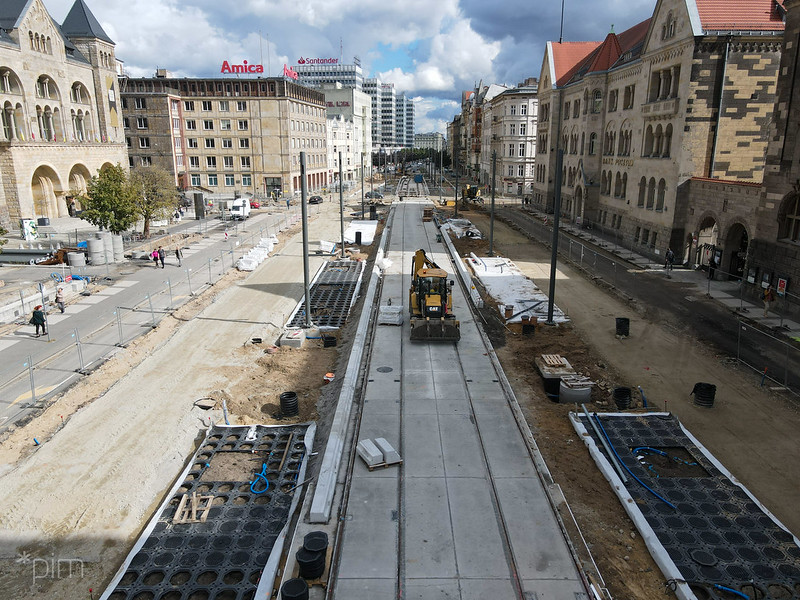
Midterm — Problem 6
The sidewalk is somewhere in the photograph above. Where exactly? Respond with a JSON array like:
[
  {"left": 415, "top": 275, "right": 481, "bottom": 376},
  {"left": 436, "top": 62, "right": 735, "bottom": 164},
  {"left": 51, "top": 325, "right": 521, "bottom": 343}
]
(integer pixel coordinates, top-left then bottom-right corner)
[{"left": 511, "top": 203, "right": 800, "bottom": 339}]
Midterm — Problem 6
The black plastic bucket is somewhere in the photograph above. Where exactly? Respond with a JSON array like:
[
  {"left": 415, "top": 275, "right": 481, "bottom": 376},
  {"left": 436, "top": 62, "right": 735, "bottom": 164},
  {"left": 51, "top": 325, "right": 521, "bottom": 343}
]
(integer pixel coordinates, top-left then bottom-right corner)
[
  {"left": 296, "top": 547, "right": 325, "bottom": 579},
  {"left": 613, "top": 387, "right": 632, "bottom": 410},
  {"left": 543, "top": 377, "right": 560, "bottom": 402},
  {"left": 280, "top": 391, "right": 299, "bottom": 416},
  {"left": 691, "top": 382, "right": 716, "bottom": 408},
  {"left": 615, "top": 317, "right": 630, "bottom": 337},
  {"left": 281, "top": 577, "right": 309, "bottom": 600},
  {"left": 322, "top": 335, "right": 337, "bottom": 348},
  {"left": 355, "top": 230, "right": 362, "bottom": 245},
  {"left": 303, "top": 531, "right": 329, "bottom": 554}
]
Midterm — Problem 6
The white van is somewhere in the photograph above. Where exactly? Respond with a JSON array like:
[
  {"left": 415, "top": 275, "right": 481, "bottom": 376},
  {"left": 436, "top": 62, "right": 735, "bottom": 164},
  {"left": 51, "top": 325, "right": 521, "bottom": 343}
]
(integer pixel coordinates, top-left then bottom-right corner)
[{"left": 230, "top": 198, "right": 251, "bottom": 220}]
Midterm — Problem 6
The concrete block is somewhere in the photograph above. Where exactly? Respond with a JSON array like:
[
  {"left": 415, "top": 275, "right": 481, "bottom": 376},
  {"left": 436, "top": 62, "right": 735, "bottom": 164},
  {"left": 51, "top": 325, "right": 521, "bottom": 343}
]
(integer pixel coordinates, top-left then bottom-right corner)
[
  {"left": 377, "top": 305, "right": 403, "bottom": 325},
  {"left": 356, "top": 439, "right": 383, "bottom": 467},
  {"left": 374, "top": 438, "right": 401, "bottom": 465},
  {"left": 280, "top": 328, "right": 305, "bottom": 348}
]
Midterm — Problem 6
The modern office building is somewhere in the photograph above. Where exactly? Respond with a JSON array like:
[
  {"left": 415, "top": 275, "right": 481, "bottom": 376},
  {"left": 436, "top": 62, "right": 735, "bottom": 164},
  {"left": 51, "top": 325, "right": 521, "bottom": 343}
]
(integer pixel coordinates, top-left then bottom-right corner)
[
  {"left": 395, "top": 95, "right": 414, "bottom": 148},
  {"left": 120, "top": 74, "right": 328, "bottom": 198},
  {"left": 0, "top": 0, "right": 127, "bottom": 231},
  {"left": 480, "top": 78, "right": 538, "bottom": 197},
  {"left": 295, "top": 57, "right": 363, "bottom": 91}
]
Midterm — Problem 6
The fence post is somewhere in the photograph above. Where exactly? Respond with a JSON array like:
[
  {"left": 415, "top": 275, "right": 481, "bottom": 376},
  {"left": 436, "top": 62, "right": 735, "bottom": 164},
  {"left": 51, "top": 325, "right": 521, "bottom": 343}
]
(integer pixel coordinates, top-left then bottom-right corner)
[
  {"left": 26, "top": 355, "right": 36, "bottom": 405},
  {"left": 166, "top": 279, "right": 173, "bottom": 308},
  {"left": 186, "top": 268, "right": 194, "bottom": 296},
  {"left": 208, "top": 258, "right": 213, "bottom": 284},
  {"left": 116, "top": 307, "right": 124, "bottom": 346},
  {"left": 146, "top": 294, "right": 156, "bottom": 327},
  {"left": 73, "top": 328, "right": 85, "bottom": 372}
]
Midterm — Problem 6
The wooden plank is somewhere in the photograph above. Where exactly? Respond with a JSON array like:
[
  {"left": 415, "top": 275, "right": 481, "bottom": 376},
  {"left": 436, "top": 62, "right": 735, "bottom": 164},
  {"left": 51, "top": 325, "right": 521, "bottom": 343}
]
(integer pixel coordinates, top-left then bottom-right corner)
[
  {"left": 542, "top": 354, "right": 565, "bottom": 367},
  {"left": 172, "top": 494, "right": 189, "bottom": 524}
]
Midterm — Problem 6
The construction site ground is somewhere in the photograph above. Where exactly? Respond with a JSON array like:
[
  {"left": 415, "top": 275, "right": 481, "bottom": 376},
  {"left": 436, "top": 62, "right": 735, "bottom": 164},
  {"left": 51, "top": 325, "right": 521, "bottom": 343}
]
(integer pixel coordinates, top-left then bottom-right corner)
[{"left": 0, "top": 198, "right": 797, "bottom": 600}]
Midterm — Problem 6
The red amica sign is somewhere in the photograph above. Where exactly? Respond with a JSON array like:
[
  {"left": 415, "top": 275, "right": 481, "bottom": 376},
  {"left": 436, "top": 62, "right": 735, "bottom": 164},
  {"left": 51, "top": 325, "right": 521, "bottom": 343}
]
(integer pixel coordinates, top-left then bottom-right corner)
[{"left": 220, "top": 60, "right": 264, "bottom": 74}]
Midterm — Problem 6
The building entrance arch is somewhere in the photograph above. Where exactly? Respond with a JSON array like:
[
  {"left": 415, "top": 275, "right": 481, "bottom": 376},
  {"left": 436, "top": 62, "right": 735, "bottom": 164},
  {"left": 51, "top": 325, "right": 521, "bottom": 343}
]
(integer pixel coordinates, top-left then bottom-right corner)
[
  {"left": 723, "top": 222, "right": 749, "bottom": 281},
  {"left": 31, "top": 165, "right": 65, "bottom": 219}
]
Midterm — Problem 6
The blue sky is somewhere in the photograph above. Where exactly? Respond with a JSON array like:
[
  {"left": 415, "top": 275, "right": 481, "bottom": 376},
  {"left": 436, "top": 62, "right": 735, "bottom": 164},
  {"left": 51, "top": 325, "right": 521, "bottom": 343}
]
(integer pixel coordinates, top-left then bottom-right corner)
[{"left": 46, "top": 0, "right": 655, "bottom": 133}]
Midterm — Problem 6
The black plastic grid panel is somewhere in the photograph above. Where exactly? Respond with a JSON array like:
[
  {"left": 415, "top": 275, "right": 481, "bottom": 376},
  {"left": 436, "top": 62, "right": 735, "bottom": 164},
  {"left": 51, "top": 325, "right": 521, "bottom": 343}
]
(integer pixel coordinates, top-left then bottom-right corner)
[
  {"left": 578, "top": 413, "right": 800, "bottom": 600},
  {"left": 288, "top": 260, "right": 362, "bottom": 329},
  {"left": 105, "top": 424, "right": 309, "bottom": 600}
]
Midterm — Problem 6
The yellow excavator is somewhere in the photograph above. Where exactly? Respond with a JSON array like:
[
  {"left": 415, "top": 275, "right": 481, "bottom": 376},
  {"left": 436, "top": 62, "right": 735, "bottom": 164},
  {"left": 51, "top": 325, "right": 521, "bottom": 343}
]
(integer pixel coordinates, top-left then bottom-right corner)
[{"left": 409, "top": 249, "right": 461, "bottom": 342}]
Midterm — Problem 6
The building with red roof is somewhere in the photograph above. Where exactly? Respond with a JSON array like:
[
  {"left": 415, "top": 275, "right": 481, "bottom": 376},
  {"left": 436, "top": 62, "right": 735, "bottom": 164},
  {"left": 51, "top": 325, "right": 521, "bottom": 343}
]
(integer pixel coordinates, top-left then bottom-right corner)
[{"left": 533, "top": 0, "right": 785, "bottom": 273}]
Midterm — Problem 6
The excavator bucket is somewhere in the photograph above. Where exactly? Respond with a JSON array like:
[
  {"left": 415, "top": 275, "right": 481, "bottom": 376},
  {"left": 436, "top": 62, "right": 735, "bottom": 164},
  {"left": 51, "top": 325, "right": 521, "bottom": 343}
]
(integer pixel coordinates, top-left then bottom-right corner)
[{"left": 410, "top": 317, "right": 461, "bottom": 342}]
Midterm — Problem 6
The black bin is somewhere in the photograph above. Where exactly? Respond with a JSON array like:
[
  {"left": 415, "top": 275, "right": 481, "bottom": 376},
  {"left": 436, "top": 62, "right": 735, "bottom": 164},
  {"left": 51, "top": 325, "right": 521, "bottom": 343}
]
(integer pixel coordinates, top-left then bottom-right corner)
[
  {"left": 369, "top": 205, "right": 377, "bottom": 220},
  {"left": 194, "top": 192, "right": 205, "bottom": 219},
  {"left": 355, "top": 230, "right": 362, "bottom": 245},
  {"left": 281, "top": 578, "right": 309, "bottom": 600},
  {"left": 37, "top": 217, "right": 50, "bottom": 226},
  {"left": 615, "top": 317, "right": 630, "bottom": 337},
  {"left": 691, "top": 382, "right": 716, "bottom": 408}
]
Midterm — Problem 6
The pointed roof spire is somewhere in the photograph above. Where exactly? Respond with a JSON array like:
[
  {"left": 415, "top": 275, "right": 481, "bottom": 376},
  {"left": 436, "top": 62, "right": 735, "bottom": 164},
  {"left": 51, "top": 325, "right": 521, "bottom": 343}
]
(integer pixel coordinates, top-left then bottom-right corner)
[{"left": 61, "top": 0, "right": 113, "bottom": 44}]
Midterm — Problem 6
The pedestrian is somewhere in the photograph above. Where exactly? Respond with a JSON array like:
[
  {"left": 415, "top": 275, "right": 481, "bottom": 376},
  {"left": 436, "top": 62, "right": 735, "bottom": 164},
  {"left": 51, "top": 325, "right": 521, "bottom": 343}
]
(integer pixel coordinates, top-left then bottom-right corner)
[
  {"left": 158, "top": 246, "right": 166, "bottom": 268},
  {"left": 175, "top": 247, "right": 183, "bottom": 267},
  {"left": 55, "top": 286, "right": 65, "bottom": 313},
  {"left": 665, "top": 248, "right": 675, "bottom": 272},
  {"left": 708, "top": 256, "right": 717, "bottom": 280},
  {"left": 30, "top": 305, "right": 46, "bottom": 337},
  {"left": 763, "top": 284, "right": 776, "bottom": 317},
  {"left": 151, "top": 249, "right": 159, "bottom": 268}
]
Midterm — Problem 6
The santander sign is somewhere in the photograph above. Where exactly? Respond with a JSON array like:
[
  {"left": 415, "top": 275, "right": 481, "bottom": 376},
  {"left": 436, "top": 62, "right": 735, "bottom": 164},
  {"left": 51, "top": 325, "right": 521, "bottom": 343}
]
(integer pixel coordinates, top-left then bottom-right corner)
[
  {"left": 297, "top": 56, "right": 339, "bottom": 65},
  {"left": 220, "top": 60, "right": 264, "bottom": 74}
]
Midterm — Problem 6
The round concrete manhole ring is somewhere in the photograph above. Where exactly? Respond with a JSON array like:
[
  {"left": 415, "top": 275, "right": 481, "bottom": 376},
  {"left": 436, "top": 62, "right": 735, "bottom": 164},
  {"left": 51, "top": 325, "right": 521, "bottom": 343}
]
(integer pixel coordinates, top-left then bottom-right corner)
[{"left": 377, "top": 366, "right": 393, "bottom": 373}]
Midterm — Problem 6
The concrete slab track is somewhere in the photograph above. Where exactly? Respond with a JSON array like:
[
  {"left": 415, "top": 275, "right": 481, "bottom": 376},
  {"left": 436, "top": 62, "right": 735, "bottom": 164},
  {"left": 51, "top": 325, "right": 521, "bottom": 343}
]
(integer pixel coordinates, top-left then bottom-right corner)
[{"left": 332, "top": 199, "right": 588, "bottom": 599}]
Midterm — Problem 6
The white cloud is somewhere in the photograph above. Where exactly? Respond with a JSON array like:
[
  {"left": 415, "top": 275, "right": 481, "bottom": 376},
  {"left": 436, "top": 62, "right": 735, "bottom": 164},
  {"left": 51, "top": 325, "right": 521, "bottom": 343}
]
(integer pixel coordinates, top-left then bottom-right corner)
[
  {"left": 378, "top": 18, "right": 500, "bottom": 95},
  {"left": 413, "top": 97, "right": 459, "bottom": 134}
]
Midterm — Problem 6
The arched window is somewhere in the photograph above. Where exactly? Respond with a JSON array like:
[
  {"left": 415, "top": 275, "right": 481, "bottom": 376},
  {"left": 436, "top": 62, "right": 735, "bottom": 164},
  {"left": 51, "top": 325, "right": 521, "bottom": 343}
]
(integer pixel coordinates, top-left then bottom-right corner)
[
  {"left": 621, "top": 173, "right": 628, "bottom": 199},
  {"left": 638, "top": 177, "right": 646, "bottom": 207},
  {"left": 778, "top": 194, "right": 800, "bottom": 241},
  {"left": 592, "top": 89, "right": 602, "bottom": 113},
  {"left": 46, "top": 36, "right": 52, "bottom": 54},
  {"left": 29, "top": 31, "right": 35, "bottom": 50},
  {"left": 644, "top": 125, "right": 654, "bottom": 156},
  {"left": 663, "top": 124, "right": 673, "bottom": 158},
  {"left": 654, "top": 125, "right": 664, "bottom": 157},
  {"left": 647, "top": 178, "right": 656, "bottom": 209},
  {"left": 614, "top": 172, "right": 622, "bottom": 197},
  {"left": 583, "top": 89, "right": 589, "bottom": 114},
  {"left": 656, "top": 179, "right": 666, "bottom": 210},
  {"left": 580, "top": 132, "right": 585, "bottom": 154},
  {"left": 601, "top": 171, "right": 608, "bottom": 195},
  {"left": 588, "top": 132, "right": 597, "bottom": 155}
]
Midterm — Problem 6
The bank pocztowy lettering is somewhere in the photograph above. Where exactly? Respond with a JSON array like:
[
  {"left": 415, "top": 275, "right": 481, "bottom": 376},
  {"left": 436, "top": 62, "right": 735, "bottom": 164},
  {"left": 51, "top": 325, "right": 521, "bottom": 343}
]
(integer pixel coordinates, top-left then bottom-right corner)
[
  {"left": 220, "top": 60, "right": 264, "bottom": 74},
  {"left": 297, "top": 57, "right": 339, "bottom": 65}
]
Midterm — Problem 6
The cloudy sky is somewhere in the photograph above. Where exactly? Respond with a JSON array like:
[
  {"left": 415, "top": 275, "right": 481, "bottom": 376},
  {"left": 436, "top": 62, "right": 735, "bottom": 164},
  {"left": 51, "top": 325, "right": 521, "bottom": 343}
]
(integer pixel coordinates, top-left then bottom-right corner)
[{"left": 47, "top": 0, "right": 655, "bottom": 134}]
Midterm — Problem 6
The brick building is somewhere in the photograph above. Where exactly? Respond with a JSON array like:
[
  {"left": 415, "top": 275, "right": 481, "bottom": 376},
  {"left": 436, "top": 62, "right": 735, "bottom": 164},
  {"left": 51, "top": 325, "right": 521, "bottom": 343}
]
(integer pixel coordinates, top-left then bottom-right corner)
[
  {"left": 120, "top": 74, "right": 328, "bottom": 199},
  {"left": 533, "top": 0, "right": 784, "bottom": 266},
  {"left": 0, "top": 0, "right": 127, "bottom": 231}
]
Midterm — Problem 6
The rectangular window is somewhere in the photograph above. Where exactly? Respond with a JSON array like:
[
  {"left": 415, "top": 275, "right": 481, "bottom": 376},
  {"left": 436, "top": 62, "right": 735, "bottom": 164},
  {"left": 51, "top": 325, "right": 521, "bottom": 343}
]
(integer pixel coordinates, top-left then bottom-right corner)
[
  {"left": 242, "top": 174, "right": 252, "bottom": 186},
  {"left": 219, "top": 100, "right": 229, "bottom": 111},
  {"left": 139, "top": 137, "right": 150, "bottom": 148},
  {"left": 208, "top": 174, "right": 218, "bottom": 186},
  {"left": 140, "top": 156, "right": 152, "bottom": 166},
  {"left": 136, "top": 117, "right": 148, "bottom": 129},
  {"left": 223, "top": 156, "right": 234, "bottom": 169},
  {"left": 238, "top": 120, "right": 248, "bottom": 130},
  {"left": 518, "top": 165, "right": 525, "bottom": 176},
  {"left": 170, "top": 99, "right": 179, "bottom": 112},
  {"left": 205, "top": 138, "right": 215, "bottom": 148},
  {"left": 240, "top": 156, "right": 251, "bottom": 169},
  {"left": 510, "top": 124, "right": 516, "bottom": 135},
  {"left": 174, "top": 138, "right": 182, "bottom": 149},
  {"left": 187, "top": 138, "right": 198, "bottom": 148},
  {"left": 220, "top": 119, "right": 231, "bottom": 130},
  {"left": 135, "top": 97, "right": 146, "bottom": 109},
  {"left": 519, "top": 143, "right": 525, "bottom": 157},
  {"left": 189, "top": 156, "right": 199, "bottom": 168},
  {"left": 225, "top": 174, "right": 235, "bottom": 186},
  {"left": 519, "top": 123, "right": 526, "bottom": 136},
  {"left": 510, "top": 105, "right": 516, "bottom": 115},
  {"left": 172, "top": 118, "right": 180, "bottom": 129},
  {"left": 190, "top": 174, "right": 201, "bottom": 186},
  {"left": 122, "top": 97, "right": 128, "bottom": 109},
  {"left": 203, "top": 120, "right": 214, "bottom": 130},
  {"left": 184, "top": 100, "right": 194, "bottom": 111},
  {"left": 206, "top": 156, "right": 217, "bottom": 168},
  {"left": 236, "top": 101, "right": 247, "bottom": 111},
  {"left": 564, "top": 101, "right": 570, "bottom": 119},
  {"left": 508, "top": 165, "right": 514, "bottom": 176},
  {"left": 520, "top": 103, "right": 527, "bottom": 115},
  {"left": 239, "top": 138, "right": 249, "bottom": 149},
  {"left": 123, "top": 117, "right": 130, "bottom": 129},
  {"left": 642, "top": 229, "right": 650, "bottom": 245},
  {"left": 222, "top": 138, "right": 232, "bottom": 148},
  {"left": 185, "top": 119, "right": 196, "bottom": 130},
  {"left": 126, "top": 137, "right": 131, "bottom": 147},
  {"left": 175, "top": 155, "right": 184, "bottom": 168},
  {"left": 128, "top": 156, "right": 134, "bottom": 168},
  {"left": 202, "top": 100, "right": 212, "bottom": 111},
  {"left": 509, "top": 144, "right": 515, "bottom": 157}
]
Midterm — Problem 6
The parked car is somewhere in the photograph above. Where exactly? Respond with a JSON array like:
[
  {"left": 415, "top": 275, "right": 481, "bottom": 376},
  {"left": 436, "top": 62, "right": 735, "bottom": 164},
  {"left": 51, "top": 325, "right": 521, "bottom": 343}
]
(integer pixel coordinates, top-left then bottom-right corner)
[
  {"left": 249, "top": 200, "right": 260, "bottom": 209},
  {"left": 308, "top": 195, "right": 323, "bottom": 204},
  {"left": 365, "top": 191, "right": 384, "bottom": 199}
]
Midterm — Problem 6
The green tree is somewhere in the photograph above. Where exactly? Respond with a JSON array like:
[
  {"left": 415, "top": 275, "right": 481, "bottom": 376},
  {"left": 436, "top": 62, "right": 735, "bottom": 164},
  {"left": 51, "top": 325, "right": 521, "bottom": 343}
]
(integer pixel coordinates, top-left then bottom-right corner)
[
  {"left": 130, "top": 167, "right": 178, "bottom": 238},
  {"left": 79, "top": 164, "right": 137, "bottom": 234},
  {"left": 0, "top": 224, "right": 7, "bottom": 253}
]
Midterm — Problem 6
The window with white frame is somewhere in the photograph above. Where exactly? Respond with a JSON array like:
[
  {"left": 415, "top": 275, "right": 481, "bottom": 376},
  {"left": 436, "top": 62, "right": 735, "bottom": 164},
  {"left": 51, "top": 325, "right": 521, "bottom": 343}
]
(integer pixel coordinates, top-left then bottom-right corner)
[
  {"left": 187, "top": 138, "right": 197, "bottom": 148},
  {"left": 208, "top": 174, "right": 218, "bottom": 186},
  {"left": 190, "top": 174, "right": 201, "bottom": 186},
  {"left": 205, "top": 138, "right": 215, "bottom": 148},
  {"left": 509, "top": 144, "right": 515, "bottom": 157},
  {"left": 139, "top": 137, "right": 150, "bottom": 148},
  {"left": 206, "top": 156, "right": 217, "bottom": 168},
  {"left": 219, "top": 100, "right": 229, "bottom": 111},
  {"left": 241, "top": 156, "right": 251, "bottom": 169},
  {"left": 137, "top": 117, "right": 148, "bottom": 129},
  {"left": 183, "top": 100, "right": 194, "bottom": 111},
  {"left": 236, "top": 101, "right": 247, "bottom": 111},
  {"left": 518, "top": 165, "right": 525, "bottom": 176},
  {"left": 203, "top": 120, "right": 214, "bottom": 130},
  {"left": 239, "top": 139, "right": 249, "bottom": 149},
  {"left": 225, "top": 174, "right": 235, "bottom": 186},
  {"left": 222, "top": 138, "right": 232, "bottom": 148},
  {"left": 519, "top": 123, "right": 526, "bottom": 136},
  {"left": 140, "top": 156, "right": 151, "bottom": 166},
  {"left": 135, "top": 97, "right": 146, "bottom": 109},
  {"left": 223, "top": 156, "right": 233, "bottom": 169},
  {"left": 185, "top": 119, "right": 196, "bottom": 130},
  {"left": 508, "top": 165, "right": 514, "bottom": 176},
  {"left": 238, "top": 120, "right": 248, "bottom": 130},
  {"left": 519, "top": 143, "right": 525, "bottom": 156},
  {"left": 242, "top": 174, "right": 252, "bottom": 186},
  {"left": 220, "top": 119, "right": 231, "bottom": 130},
  {"left": 202, "top": 100, "right": 212, "bottom": 111},
  {"left": 189, "top": 156, "right": 199, "bottom": 168}
]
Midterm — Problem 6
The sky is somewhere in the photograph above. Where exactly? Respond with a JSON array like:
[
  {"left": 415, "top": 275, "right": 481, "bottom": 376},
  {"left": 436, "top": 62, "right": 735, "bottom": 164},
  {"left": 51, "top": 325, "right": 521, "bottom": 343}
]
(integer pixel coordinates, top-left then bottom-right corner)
[{"left": 46, "top": 0, "right": 656, "bottom": 134}]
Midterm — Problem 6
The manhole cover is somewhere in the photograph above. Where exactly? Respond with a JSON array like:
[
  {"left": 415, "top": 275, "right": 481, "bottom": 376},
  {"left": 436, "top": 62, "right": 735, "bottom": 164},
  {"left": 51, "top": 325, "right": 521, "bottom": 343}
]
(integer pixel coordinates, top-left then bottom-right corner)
[
  {"left": 377, "top": 366, "right": 393, "bottom": 373},
  {"left": 690, "top": 549, "right": 717, "bottom": 567}
]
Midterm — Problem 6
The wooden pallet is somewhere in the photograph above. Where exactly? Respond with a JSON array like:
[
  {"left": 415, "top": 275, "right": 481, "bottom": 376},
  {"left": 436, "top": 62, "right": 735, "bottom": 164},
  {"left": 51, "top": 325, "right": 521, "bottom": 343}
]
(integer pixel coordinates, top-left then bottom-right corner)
[
  {"left": 172, "top": 492, "right": 214, "bottom": 524},
  {"left": 542, "top": 354, "right": 567, "bottom": 367},
  {"left": 366, "top": 459, "right": 403, "bottom": 472}
]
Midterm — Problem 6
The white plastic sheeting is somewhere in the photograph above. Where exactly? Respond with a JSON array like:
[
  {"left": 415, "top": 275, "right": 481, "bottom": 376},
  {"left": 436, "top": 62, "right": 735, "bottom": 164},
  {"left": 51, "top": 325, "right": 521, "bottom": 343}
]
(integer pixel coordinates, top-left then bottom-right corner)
[{"left": 237, "top": 236, "right": 278, "bottom": 271}]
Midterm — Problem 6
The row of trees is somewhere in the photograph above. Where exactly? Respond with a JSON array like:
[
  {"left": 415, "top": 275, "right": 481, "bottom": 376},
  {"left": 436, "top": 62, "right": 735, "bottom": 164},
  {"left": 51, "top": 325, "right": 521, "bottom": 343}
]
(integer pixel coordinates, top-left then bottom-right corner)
[{"left": 79, "top": 165, "right": 178, "bottom": 237}]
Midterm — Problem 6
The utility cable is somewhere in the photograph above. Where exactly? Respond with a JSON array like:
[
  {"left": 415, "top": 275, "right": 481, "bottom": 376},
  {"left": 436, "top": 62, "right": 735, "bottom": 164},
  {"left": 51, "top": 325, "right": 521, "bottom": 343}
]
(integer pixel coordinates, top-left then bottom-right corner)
[{"left": 250, "top": 462, "right": 269, "bottom": 494}]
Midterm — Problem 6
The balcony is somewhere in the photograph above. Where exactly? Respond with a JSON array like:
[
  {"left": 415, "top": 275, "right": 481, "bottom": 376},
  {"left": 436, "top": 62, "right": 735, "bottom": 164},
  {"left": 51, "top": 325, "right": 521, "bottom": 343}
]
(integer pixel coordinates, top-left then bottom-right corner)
[{"left": 641, "top": 97, "right": 679, "bottom": 118}]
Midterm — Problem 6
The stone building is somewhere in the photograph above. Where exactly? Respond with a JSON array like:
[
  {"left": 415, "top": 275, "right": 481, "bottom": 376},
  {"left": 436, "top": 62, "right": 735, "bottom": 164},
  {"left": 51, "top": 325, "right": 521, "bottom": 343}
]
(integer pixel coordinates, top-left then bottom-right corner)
[
  {"left": 533, "top": 0, "right": 784, "bottom": 266},
  {"left": 0, "top": 0, "right": 127, "bottom": 231},
  {"left": 754, "top": 0, "right": 800, "bottom": 312},
  {"left": 121, "top": 74, "right": 328, "bottom": 199},
  {"left": 480, "top": 78, "right": 538, "bottom": 198},
  {"left": 414, "top": 132, "right": 445, "bottom": 151},
  {"left": 321, "top": 83, "right": 372, "bottom": 187}
]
